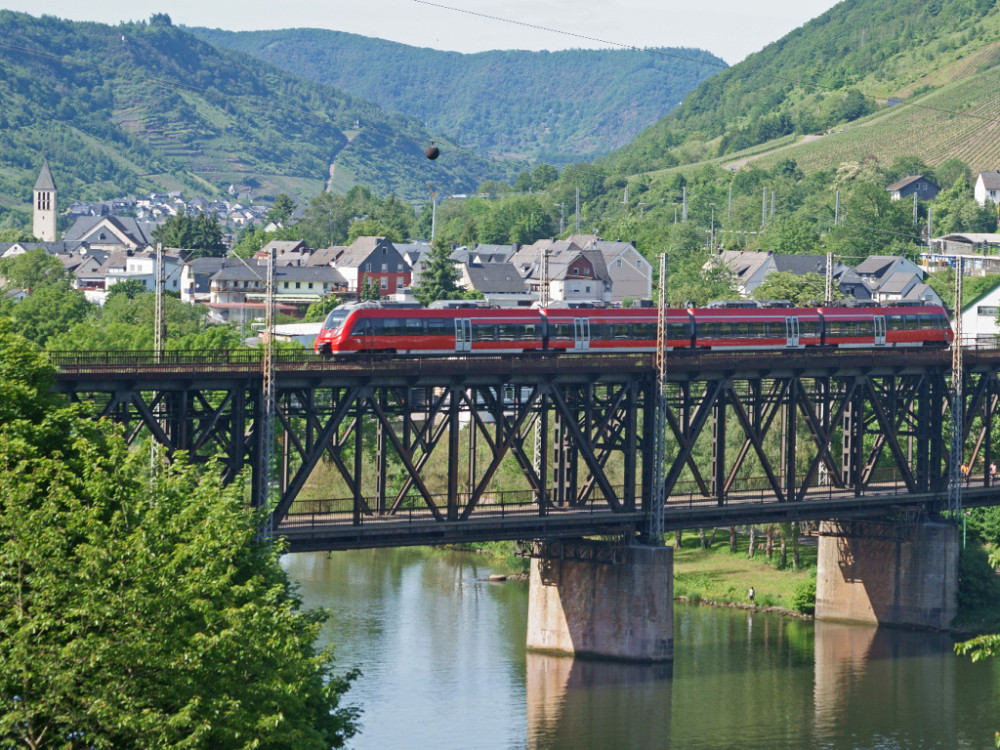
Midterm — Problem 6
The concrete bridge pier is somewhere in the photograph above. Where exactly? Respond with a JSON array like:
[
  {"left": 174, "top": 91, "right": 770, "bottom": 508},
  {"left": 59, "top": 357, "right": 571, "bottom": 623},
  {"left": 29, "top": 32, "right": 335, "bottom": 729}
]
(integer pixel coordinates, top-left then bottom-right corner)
[
  {"left": 816, "top": 518, "right": 958, "bottom": 629},
  {"left": 526, "top": 540, "right": 673, "bottom": 662}
]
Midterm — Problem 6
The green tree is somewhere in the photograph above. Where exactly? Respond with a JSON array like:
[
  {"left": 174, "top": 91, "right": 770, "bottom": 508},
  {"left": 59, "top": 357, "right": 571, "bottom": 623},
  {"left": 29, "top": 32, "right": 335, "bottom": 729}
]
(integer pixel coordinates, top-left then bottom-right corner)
[
  {"left": 152, "top": 211, "right": 227, "bottom": 257},
  {"left": 413, "top": 239, "right": 462, "bottom": 306},
  {"left": 0, "top": 324, "right": 359, "bottom": 748},
  {"left": 0, "top": 228, "right": 34, "bottom": 242},
  {"left": 1, "top": 285, "right": 92, "bottom": 346},
  {"left": 0, "top": 249, "right": 72, "bottom": 291},
  {"left": 764, "top": 216, "right": 822, "bottom": 254},
  {"left": 752, "top": 271, "right": 841, "bottom": 305},
  {"left": 106, "top": 277, "right": 150, "bottom": 301},
  {"left": 348, "top": 220, "right": 402, "bottom": 244},
  {"left": 359, "top": 276, "right": 381, "bottom": 301},
  {"left": 267, "top": 193, "right": 297, "bottom": 225}
]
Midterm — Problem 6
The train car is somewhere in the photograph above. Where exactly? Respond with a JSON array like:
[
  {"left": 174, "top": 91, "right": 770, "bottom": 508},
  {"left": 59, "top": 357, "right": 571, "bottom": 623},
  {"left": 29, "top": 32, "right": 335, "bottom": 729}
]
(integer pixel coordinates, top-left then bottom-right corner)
[
  {"left": 314, "top": 301, "right": 953, "bottom": 357},
  {"left": 542, "top": 307, "right": 692, "bottom": 353},
  {"left": 314, "top": 302, "right": 545, "bottom": 356},
  {"left": 690, "top": 307, "right": 822, "bottom": 350}
]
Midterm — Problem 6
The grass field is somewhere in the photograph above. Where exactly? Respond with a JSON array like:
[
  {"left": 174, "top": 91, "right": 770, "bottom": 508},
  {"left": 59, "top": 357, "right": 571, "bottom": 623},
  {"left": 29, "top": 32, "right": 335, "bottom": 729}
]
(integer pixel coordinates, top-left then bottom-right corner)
[{"left": 672, "top": 529, "right": 818, "bottom": 611}]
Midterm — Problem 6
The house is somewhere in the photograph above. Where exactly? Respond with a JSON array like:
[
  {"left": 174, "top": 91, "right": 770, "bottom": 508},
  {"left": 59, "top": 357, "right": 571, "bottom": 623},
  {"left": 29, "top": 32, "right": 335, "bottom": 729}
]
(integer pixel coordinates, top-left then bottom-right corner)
[
  {"left": 853, "top": 255, "right": 944, "bottom": 306},
  {"left": 510, "top": 239, "right": 613, "bottom": 304},
  {"left": 885, "top": 175, "right": 940, "bottom": 202},
  {"left": 321, "top": 236, "right": 410, "bottom": 296},
  {"left": 711, "top": 250, "right": 774, "bottom": 297},
  {"left": 960, "top": 280, "right": 1000, "bottom": 342},
  {"left": 975, "top": 172, "right": 1000, "bottom": 207},
  {"left": 254, "top": 240, "right": 311, "bottom": 267},
  {"left": 460, "top": 262, "right": 533, "bottom": 307},
  {"left": 0, "top": 241, "right": 80, "bottom": 259},
  {"left": 568, "top": 235, "right": 652, "bottom": 303},
  {"left": 208, "top": 261, "right": 346, "bottom": 306},
  {"left": 62, "top": 216, "right": 159, "bottom": 252},
  {"left": 181, "top": 257, "right": 228, "bottom": 304},
  {"left": 97, "top": 249, "right": 184, "bottom": 293}
]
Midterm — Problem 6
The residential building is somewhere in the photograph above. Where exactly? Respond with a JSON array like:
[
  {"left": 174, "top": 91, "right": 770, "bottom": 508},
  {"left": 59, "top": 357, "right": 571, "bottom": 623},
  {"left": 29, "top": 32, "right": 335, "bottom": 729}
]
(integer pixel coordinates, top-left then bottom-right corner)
[
  {"left": 319, "top": 236, "right": 410, "bottom": 296},
  {"left": 510, "top": 239, "right": 613, "bottom": 304},
  {"left": 922, "top": 233, "right": 1000, "bottom": 276},
  {"left": 459, "top": 262, "right": 533, "bottom": 307},
  {"left": 975, "top": 172, "right": 1000, "bottom": 207},
  {"left": 568, "top": 235, "right": 653, "bottom": 303},
  {"left": 960, "top": 280, "right": 1000, "bottom": 342},
  {"left": 97, "top": 249, "right": 184, "bottom": 293},
  {"left": 62, "top": 215, "right": 158, "bottom": 252},
  {"left": 885, "top": 175, "right": 940, "bottom": 202}
]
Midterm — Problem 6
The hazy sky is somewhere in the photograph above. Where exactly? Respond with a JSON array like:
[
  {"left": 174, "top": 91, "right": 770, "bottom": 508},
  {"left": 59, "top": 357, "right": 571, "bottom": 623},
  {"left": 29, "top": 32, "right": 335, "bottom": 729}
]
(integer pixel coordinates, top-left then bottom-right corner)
[{"left": 2, "top": 0, "right": 842, "bottom": 64}]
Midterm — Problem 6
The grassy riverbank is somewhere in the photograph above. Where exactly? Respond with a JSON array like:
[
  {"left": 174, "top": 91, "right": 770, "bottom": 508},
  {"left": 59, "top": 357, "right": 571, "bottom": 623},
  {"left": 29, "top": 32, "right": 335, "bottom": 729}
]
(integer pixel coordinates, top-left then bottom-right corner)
[{"left": 672, "top": 530, "right": 817, "bottom": 611}]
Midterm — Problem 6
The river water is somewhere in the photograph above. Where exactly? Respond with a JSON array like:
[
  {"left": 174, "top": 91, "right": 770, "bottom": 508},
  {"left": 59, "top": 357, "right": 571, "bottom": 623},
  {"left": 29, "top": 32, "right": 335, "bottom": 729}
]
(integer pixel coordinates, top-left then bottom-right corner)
[{"left": 285, "top": 548, "right": 1000, "bottom": 750}]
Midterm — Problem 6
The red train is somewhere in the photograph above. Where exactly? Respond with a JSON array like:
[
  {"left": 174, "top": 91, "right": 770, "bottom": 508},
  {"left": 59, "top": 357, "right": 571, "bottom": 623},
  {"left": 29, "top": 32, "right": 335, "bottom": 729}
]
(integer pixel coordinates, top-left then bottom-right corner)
[{"left": 313, "top": 302, "right": 953, "bottom": 357}]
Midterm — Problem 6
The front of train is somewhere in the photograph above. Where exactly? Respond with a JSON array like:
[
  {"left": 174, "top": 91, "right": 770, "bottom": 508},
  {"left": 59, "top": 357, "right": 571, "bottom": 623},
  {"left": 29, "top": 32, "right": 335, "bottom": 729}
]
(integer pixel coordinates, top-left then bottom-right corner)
[{"left": 314, "top": 306, "right": 354, "bottom": 357}]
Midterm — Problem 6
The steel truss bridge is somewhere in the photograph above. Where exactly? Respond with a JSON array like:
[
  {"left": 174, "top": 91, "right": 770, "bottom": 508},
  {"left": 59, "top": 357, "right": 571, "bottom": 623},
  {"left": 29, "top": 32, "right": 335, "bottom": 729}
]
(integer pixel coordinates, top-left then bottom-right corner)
[{"left": 50, "top": 346, "right": 1000, "bottom": 552}]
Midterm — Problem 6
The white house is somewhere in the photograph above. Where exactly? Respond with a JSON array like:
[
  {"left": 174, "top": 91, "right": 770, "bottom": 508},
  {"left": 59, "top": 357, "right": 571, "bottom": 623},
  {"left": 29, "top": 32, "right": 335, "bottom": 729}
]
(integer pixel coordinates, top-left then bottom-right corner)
[
  {"left": 975, "top": 172, "right": 1000, "bottom": 207},
  {"left": 960, "top": 280, "right": 1000, "bottom": 342}
]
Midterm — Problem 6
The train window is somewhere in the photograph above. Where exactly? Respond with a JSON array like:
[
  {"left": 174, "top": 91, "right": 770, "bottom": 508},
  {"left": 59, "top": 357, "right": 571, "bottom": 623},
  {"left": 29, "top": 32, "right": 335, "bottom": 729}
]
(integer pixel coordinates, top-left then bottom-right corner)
[
  {"left": 552, "top": 323, "right": 574, "bottom": 339},
  {"left": 800, "top": 321, "right": 820, "bottom": 336},
  {"left": 427, "top": 318, "right": 447, "bottom": 335},
  {"left": 667, "top": 322, "right": 690, "bottom": 340},
  {"left": 588, "top": 323, "right": 606, "bottom": 341},
  {"left": 634, "top": 323, "right": 656, "bottom": 340},
  {"left": 383, "top": 318, "right": 405, "bottom": 336},
  {"left": 498, "top": 324, "right": 518, "bottom": 341},
  {"left": 350, "top": 319, "right": 369, "bottom": 337},
  {"left": 522, "top": 324, "right": 536, "bottom": 339},
  {"left": 474, "top": 324, "right": 498, "bottom": 341},
  {"left": 323, "top": 309, "right": 351, "bottom": 331},
  {"left": 888, "top": 314, "right": 904, "bottom": 330},
  {"left": 406, "top": 318, "right": 425, "bottom": 335},
  {"left": 612, "top": 323, "right": 631, "bottom": 340},
  {"left": 369, "top": 318, "right": 385, "bottom": 334},
  {"left": 918, "top": 314, "right": 943, "bottom": 329},
  {"left": 904, "top": 314, "right": 918, "bottom": 330}
]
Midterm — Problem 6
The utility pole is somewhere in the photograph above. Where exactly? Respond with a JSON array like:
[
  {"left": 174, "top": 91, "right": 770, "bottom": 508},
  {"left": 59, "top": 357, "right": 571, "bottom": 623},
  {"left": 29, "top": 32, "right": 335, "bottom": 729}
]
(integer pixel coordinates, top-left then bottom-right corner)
[
  {"left": 835, "top": 190, "right": 840, "bottom": 228},
  {"left": 682, "top": 187, "right": 688, "bottom": 222},
  {"left": 949, "top": 256, "right": 964, "bottom": 516},
  {"left": 575, "top": 187, "right": 580, "bottom": 233},
  {"left": 259, "top": 246, "right": 277, "bottom": 538},
  {"left": 770, "top": 189, "right": 776, "bottom": 222},
  {"left": 555, "top": 202, "right": 565, "bottom": 234},
  {"left": 154, "top": 243, "right": 165, "bottom": 363},
  {"left": 762, "top": 187, "right": 768, "bottom": 228},
  {"left": 825, "top": 252, "right": 833, "bottom": 302},
  {"left": 538, "top": 247, "right": 550, "bottom": 307},
  {"left": 649, "top": 253, "right": 668, "bottom": 544},
  {"left": 728, "top": 183, "right": 733, "bottom": 222}
]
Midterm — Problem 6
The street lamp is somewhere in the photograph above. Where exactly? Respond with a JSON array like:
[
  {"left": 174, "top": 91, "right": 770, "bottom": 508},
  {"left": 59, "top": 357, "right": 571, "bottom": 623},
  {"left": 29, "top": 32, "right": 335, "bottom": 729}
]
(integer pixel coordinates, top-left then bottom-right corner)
[{"left": 672, "top": 203, "right": 679, "bottom": 224}]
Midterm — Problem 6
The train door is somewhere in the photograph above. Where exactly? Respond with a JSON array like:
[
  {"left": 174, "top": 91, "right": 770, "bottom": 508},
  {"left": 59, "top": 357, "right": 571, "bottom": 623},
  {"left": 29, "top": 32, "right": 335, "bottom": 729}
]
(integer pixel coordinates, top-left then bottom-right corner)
[
  {"left": 455, "top": 318, "right": 472, "bottom": 352},
  {"left": 874, "top": 315, "right": 886, "bottom": 346},
  {"left": 573, "top": 318, "right": 590, "bottom": 351},
  {"left": 785, "top": 316, "right": 801, "bottom": 347}
]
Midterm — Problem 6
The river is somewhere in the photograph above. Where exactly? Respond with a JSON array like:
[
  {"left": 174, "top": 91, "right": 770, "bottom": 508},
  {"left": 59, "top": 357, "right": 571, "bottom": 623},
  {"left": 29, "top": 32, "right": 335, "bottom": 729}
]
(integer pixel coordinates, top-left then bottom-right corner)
[{"left": 284, "top": 548, "right": 1000, "bottom": 750}]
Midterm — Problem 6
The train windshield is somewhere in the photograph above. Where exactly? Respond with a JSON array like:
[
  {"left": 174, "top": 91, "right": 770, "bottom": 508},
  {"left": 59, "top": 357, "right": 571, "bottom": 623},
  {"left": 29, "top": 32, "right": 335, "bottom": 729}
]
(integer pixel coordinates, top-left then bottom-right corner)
[{"left": 322, "top": 308, "right": 351, "bottom": 332}]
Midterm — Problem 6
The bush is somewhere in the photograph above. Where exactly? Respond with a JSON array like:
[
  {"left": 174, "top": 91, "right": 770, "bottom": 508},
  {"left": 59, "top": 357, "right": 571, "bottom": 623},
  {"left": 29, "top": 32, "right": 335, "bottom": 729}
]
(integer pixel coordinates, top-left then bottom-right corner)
[
  {"left": 958, "top": 542, "right": 1000, "bottom": 611},
  {"left": 791, "top": 578, "right": 816, "bottom": 615}
]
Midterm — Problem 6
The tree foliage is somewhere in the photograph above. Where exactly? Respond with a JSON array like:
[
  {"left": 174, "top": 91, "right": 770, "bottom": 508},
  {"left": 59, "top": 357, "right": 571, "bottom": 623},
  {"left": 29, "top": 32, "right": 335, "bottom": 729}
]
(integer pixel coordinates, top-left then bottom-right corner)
[
  {"left": 152, "top": 211, "right": 227, "bottom": 257},
  {"left": 266, "top": 193, "right": 296, "bottom": 225},
  {"left": 0, "top": 323, "right": 360, "bottom": 748},
  {"left": 413, "top": 240, "right": 462, "bottom": 306},
  {"left": 0, "top": 249, "right": 72, "bottom": 291}
]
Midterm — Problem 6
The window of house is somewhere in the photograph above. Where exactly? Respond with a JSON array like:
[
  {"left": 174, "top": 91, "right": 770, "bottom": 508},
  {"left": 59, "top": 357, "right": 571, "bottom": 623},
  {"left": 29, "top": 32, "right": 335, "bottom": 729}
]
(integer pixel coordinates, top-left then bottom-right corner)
[
  {"left": 308, "top": 282, "right": 314, "bottom": 289},
  {"left": 381, "top": 263, "right": 388, "bottom": 271},
  {"left": 380, "top": 277, "right": 388, "bottom": 289},
  {"left": 617, "top": 259, "right": 623, "bottom": 268},
  {"left": 365, "top": 262, "right": 371, "bottom": 271},
  {"left": 585, "top": 285, "right": 591, "bottom": 293},
  {"left": 979, "top": 306, "right": 998, "bottom": 317}
]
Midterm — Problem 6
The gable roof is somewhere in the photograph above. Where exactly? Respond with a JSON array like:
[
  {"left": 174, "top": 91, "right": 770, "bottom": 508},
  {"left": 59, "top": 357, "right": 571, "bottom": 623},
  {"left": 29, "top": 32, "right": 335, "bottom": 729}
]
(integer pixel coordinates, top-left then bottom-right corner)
[
  {"left": 886, "top": 175, "right": 938, "bottom": 192},
  {"left": 979, "top": 172, "right": 1000, "bottom": 190},
  {"left": 465, "top": 263, "right": 529, "bottom": 294},
  {"left": 854, "top": 255, "right": 900, "bottom": 276}
]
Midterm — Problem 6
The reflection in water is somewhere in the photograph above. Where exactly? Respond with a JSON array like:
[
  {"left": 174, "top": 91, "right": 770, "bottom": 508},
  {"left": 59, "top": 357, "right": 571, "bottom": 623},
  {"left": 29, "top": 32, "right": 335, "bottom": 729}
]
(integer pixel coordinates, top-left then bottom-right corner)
[
  {"left": 284, "top": 550, "right": 1000, "bottom": 750},
  {"left": 526, "top": 654, "right": 672, "bottom": 750}
]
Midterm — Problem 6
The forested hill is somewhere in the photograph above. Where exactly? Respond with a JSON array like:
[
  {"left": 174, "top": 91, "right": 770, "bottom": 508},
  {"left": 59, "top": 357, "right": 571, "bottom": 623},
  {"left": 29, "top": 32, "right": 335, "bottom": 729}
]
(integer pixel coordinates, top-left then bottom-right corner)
[
  {"left": 189, "top": 27, "right": 726, "bottom": 164},
  {"left": 604, "top": 0, "right": 1000, "bottom": 173},
  {"left": 0, "top": 11, "right": 501, "bottom": 214}
]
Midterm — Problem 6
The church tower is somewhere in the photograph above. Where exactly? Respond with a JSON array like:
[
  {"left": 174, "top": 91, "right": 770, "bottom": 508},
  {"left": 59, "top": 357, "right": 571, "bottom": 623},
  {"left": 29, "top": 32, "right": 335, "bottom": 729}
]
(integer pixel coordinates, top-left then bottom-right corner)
[{"left": 33, "top": 160, "right": 57, "bottom": 242}]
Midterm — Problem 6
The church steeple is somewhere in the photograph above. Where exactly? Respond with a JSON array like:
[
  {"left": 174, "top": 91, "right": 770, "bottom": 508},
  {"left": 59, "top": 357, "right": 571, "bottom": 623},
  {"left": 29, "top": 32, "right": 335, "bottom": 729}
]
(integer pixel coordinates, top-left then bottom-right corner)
[{"left": 33, "top": 160, "right": 57, "bottom": 242}]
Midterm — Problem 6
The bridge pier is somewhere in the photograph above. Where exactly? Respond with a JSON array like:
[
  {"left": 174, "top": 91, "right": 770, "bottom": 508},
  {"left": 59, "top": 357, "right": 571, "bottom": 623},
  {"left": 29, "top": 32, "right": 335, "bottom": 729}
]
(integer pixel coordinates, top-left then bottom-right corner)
[
  {"left": 816, "top": 519, "right": 958, "bottom": 629},
  {"left": 526, "top": 540, "right": 673, "bottom": 662}
]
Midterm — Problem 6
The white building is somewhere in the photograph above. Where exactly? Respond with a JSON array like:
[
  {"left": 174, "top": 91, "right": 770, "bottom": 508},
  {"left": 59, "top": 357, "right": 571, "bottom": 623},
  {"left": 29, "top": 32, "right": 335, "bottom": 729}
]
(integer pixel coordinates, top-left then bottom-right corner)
[
  {"left": 959, "top": 280, "right": 1000, "bottom": 343},
  {"left": 975, "top": 172, "right": 1000, "bottom": 207}
]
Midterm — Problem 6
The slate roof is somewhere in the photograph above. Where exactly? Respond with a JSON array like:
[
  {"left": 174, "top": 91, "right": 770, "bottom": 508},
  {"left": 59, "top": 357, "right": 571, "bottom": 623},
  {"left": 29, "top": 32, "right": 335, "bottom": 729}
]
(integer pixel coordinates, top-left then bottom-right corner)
[
  {"left": 715, "top": 250, "right": 772, "bottom": 281},
  {"left": 211, "top": 263, "right": 345, "bottom": 284},
  {"left": 853, "top": 256, "right": 899, "bottom": 277},
  {"left": 465, "top": 263, "right": 528, "bottom": 294},
  {"left": 304, "top": 246, "right": 348, "bottom": 267},
  {"left": 62, "top": 216, "right": 159, "bottom": 247},
  {"left": 979, "top": 172, "right": 1000, "bottom": 190},
  {"left": 770, "top": 253, "right": 831, "bottom": 275},
  {"left": 877, "top": 272, "right": 919, "bottom": 294},
  {"left": 885, "top": 175, "right": 939, "bottom": 192},
  {"left": 329, "top": 236, "right": 399, "bottom": 268},
  {"left": 34, "top": 161, "right": 56, "bottom": 191}
]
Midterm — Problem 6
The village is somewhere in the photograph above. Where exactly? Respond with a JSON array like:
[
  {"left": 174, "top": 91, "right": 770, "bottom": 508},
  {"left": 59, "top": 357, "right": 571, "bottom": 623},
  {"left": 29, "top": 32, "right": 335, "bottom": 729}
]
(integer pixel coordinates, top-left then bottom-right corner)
[{"left": 8, "top": 162, "right": 1000, "bottom": 345}]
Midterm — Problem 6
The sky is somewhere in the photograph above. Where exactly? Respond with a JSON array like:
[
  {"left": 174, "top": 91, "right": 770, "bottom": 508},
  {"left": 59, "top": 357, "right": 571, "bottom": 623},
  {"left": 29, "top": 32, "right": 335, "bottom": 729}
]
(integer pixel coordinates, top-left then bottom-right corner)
[{"left": 1, "top": 0, "right": 842, "bottom": 64}]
